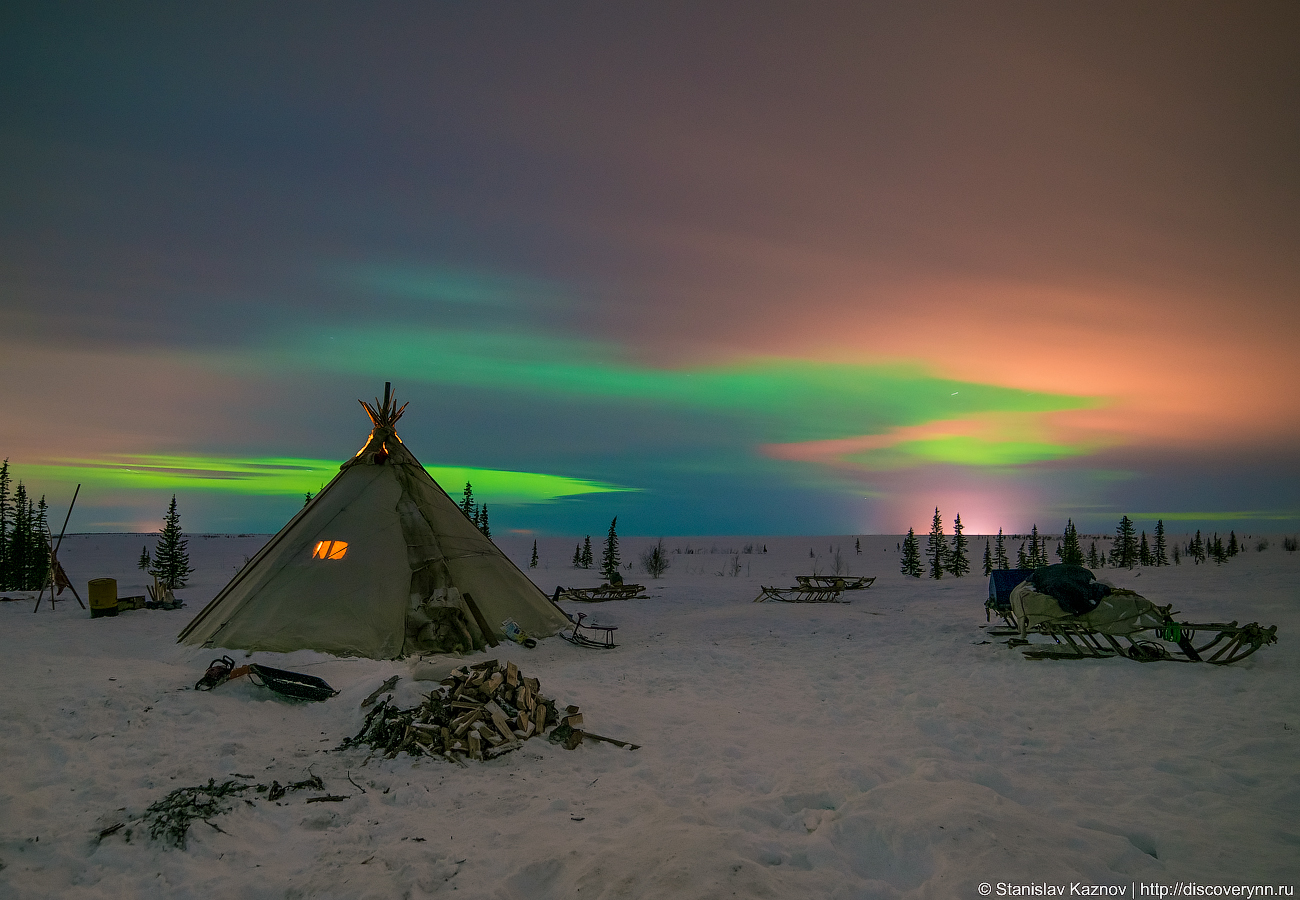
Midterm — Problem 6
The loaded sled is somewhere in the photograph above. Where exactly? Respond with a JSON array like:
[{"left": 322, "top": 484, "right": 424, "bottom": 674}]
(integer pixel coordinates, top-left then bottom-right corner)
[
  {"left": 988, "top": 565, "right": 1277, "bottom": 665},
  {"left": 558, "top": 583, "right": 648, "bottom": 602}
]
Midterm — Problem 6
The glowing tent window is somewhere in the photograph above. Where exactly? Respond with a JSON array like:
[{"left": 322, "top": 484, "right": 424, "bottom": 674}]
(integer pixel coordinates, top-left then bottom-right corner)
[{"left": 312, "top": 540, "right": 348, "bottom": 560}]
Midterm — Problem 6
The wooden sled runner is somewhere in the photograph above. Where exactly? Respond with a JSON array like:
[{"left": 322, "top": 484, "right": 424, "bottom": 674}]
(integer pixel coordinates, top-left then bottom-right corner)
[{"left": 1020, "top": 617, "right": 1277, "bottom": 665}]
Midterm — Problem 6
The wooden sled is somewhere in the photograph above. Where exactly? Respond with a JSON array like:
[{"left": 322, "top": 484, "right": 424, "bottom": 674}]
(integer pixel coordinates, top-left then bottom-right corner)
[
  {"left": 754, "top": 585, "right": 850, "bottom": 603},
  {"left": 1019, "top": 618, "right": 1277, "bottom": 665},
  {"left": 560, "top": 612, "right": 619, "bottom": 649},
  {"left": 560, "top": 583, "right": 647, "bottom": 602},
  {"left": 794, "top": 575, "right": 875, "bottom": 591},
  {"left": 549, "top": 587, "right": 618, "bottom": 649}
]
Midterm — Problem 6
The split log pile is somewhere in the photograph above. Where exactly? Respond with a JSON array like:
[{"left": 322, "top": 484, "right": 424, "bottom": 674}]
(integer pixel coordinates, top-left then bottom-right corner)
[{"left": 338, "top": 659, "right": 591, "bottom": 763}]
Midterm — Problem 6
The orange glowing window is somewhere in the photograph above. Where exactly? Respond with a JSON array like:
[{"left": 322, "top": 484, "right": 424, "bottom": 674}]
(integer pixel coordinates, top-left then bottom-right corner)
[{"left": 312, "top": 540, "right": 348, "bottom": 560}]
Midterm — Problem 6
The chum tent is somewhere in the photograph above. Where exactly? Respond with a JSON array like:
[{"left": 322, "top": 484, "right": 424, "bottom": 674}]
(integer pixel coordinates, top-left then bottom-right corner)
[{"left": 178, "top": 384, "right": 570, "bottom": 659}]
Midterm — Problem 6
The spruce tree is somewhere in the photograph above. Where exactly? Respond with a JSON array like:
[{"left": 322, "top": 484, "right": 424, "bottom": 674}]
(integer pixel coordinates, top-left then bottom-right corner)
[
  {"left": 1190, "top": 530, "right": 1205, "bottom": 564},
  {"left": 855, "top": 537, "right": 861, "bottom": 554},
  {"left": 581, "top": 536, "right": 593, "bottom": 569},
  {"left": 1111, "top": 515, "right": 1138, "bottom": 568},
  {"left": 303, "top": 492, "right": 313, "bottom": 507},
  {"left": 477, "top": 504, "right": 491, "bottom": 538},
  {"left": 9, "top": 483, "right": 32, "bottom": 590},
  {"left": 1139, "top": 532, "right": 1151, "bottom": 566},
  {"left": 1227, "top": 531, "right": 1239, "bottom": 557},
  {"left": 982, "top": 540, "right": 993, "bottom": 576},
  {"left": 1058, "top": 519, "right": 1083, "bottom": 566},
  {"left": 1172, "top": 545, "right": 1180, "bottom": 564},
  {"left": 1031, "top": 525, "right": 1051, "bottom": 568},
  {"left": 138, "top": 545, "right": 151, "bottom": 572},
  {"left": 529, "top": 540, "right": 538, "bottom": 569},
  {"left": 900, "top": 528, "right": 922, "bottom": 577},
  {"left": 925, "top": 508, "right": 948, "bottom": 579},
  {"left": 0, "top": 459, "right": 10, "bottom": 589},
  {"left": 1016, "top": 541, "right": 1028, "bottom": 568},
  {"left": 149, "top": 495, "right": 194, "bottom": 589},
  {"left": 600, "top": 517, "right": 621, "bottom": 581},
  {"left": 572, "top": 544, "right": 582, "bottom": 568},
  {"left": 460, "top": 482, "right": 476, "bottom": 519},
  {"left": 947, "top": 513, "right": 970, "bottom": 576},
  {"left": 1153, "top": 520, "right": 1168, "bottom": 566},
  {"left": 993, "top": 529, "right": 1009, "bottom": 569},
  {"left": 1087, "top": 542, "right": 1099, "bottom": 568}
]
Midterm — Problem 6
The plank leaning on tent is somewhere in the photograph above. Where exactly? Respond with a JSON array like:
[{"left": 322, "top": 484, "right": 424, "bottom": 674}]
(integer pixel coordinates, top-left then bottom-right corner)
[{"left": 177, "top": 384, "right": 570, "bottom": 659}]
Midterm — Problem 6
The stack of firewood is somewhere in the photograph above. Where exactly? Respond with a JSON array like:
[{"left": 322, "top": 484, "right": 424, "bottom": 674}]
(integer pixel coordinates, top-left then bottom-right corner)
[{"left": 339, "top": 659, "right": 587, "bottom": 763}]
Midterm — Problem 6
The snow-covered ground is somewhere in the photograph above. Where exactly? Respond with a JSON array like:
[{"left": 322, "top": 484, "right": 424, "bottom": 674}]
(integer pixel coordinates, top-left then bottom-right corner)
[{"left": 2, "top": 533, "right": 1297, "bottom": 899}]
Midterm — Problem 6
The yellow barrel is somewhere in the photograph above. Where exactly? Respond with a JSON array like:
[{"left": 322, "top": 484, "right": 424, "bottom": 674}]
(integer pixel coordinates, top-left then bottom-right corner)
[{"left": 88, "top": 577, "right": 118, "bottom": 618}]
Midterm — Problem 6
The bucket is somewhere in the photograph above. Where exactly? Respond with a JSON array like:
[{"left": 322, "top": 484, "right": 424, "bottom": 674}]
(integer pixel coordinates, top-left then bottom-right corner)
[{"left": 88, "top": 578, "right": 118, "bottom": 618}]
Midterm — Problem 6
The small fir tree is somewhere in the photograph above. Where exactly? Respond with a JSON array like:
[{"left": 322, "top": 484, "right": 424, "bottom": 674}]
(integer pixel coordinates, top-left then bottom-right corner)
[
  {"left": 600, "top": 517, "right": 621, "bottom": 582},
  {"left": 303, "top": 492, "right": 313, "bottom": 507},
  {"left": 925, "top": 508, "right": 948, "bottom": 579},
  {"left": 947, "top": 513, "right": 970, "bottom": 576},
  {"left": 1026, "top": 525, "right": 1044, "bottom": 568},
  {"left": 580, "top": 536, "right": 593, "bottom": 569},
  {"left": 900, "top": 528, "right": 922, "bottom": 577},
  {"left": 1058, "top": 519, "right": 1084, "bottom": 566},
  {"left": 993, "top": 529, "right": 1010, "bottom": 570},
  {"left": 1173, "top": 545, "right": 1180, "bottom": 565},
  {"left": 855, "top": 537, "right": 861, "bottom": 554},
  {"left": 572, "top": 544, "right": 582, "bottom": 568},
  {"left": 529, "top": 540, "right": 538, "bottom": 569},
  {"left": 476, "top": 504, "right": 491, "bottom": 538},
  {"left": 1087, "top": 541, "right": 1099, "bottom": 568},
  {"left": 1189, "top": 530, "right": 1205, "bottom": 564},
  {"left": 149, "top": 495, "right": 194, "bottom": 589},
  {"left": 1139, "top": 532, "right": 1151, "bottom": 566},
  {"left": 1227, "top": 531, "right": 1239, "bottom": 557},
  {"left": 1016, "top": 541, "right": 1028, "bottom": 568},
  {"left": 982, "top": 540, "right": 993, "bottom": 576},
  {"left": 460, "top": 482, "right": 476, "bottom": 519},
  {"left": 1111, "top": 515, "right": 1138, "bottom": 568},
  {"left": 1153, "top": 520, "right": 1168, "bottom": 566},
  {"left": 138, "top": 545, "right": 151, "bottom": 572}
]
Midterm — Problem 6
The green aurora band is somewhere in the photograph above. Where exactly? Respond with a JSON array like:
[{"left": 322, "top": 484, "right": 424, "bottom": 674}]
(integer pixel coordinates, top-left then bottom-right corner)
[
  {"left": 26, "top": 455, "right": 628, "bottom": 503},
  {"left": 269, "top": 326, "right": 1104, "bottom": 455}
]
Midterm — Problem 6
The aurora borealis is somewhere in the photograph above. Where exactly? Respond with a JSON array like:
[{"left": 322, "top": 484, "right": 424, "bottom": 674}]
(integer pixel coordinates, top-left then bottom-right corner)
[{"left": 1, "top": 4, "right": 1297, "bottom": 535}]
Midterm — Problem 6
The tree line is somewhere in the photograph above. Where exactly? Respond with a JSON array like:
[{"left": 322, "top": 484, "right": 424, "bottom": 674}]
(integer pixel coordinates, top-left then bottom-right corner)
[
  {"left": 0, "top": 459, "right": 51, "bottom": 591},
  {"left": 899, "top": 509, "right": 1273, "bottom": 579}
]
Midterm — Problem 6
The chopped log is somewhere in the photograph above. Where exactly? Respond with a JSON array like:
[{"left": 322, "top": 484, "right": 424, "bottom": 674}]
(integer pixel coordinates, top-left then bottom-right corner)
[
  {"left": 483, "top": 701, "right": 514, "bottom": 740},
  {"left": 506, "top": 661, "right": 518, "bottom": 687},
  {"left": 362, "top": 676, "right": 400, "bottom": 707},
  {"left": 485, "top": 740, "right": 523, "bottom": 760},
  {"left": 468, "top": 730, "right": 483, "bottom": 760},
  {"left": 577, "top": 730, "right": 641, "bottom": 750}
]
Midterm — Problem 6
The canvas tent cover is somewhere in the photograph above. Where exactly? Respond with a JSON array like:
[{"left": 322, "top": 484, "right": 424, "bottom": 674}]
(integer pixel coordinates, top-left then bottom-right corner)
[{"left": 177, "top": 387, "right": 570, "bottom": 659}]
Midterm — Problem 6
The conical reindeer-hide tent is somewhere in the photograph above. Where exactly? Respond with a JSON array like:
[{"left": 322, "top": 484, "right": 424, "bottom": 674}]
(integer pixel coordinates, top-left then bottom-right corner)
[{"left": 178, "top": 384, "right": 570, "bottom": 659}]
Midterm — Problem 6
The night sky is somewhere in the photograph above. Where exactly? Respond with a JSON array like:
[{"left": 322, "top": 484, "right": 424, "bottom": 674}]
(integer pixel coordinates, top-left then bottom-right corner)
[{"left": 2, "top": 3, "right": 1298, "bottom": 536}]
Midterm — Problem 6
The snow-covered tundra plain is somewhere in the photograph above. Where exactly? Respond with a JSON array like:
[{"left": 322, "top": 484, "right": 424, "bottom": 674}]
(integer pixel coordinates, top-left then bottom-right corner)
[{"left": 2, "top": 532, "right": 1297, "bottom": 899}]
